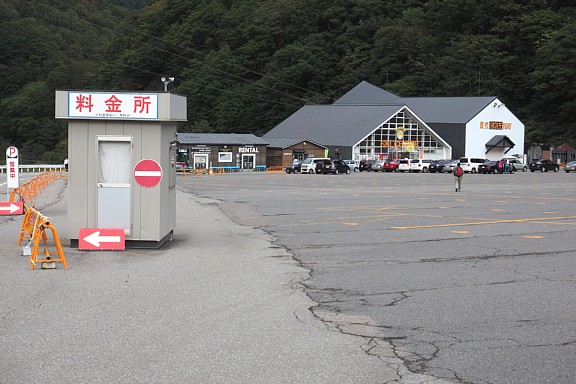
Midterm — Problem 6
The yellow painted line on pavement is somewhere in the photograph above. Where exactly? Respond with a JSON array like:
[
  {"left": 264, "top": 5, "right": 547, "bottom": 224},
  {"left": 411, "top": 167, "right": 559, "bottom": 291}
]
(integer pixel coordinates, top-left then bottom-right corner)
[
  {"left": 452, "top": 230, "right": 470, "bottom": 234},
  {"left": 390, "top": 215, "right": 576, "bottom": 230},
  {"left": 524, "top": 235, "right": 544, "bottom": 239}
]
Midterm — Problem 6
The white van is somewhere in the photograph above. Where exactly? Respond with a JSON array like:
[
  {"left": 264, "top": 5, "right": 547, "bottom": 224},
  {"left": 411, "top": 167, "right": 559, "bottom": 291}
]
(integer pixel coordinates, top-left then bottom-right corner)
[
  {"left": 459, "top": 157, "right": 487, "bottom": 173},
  {"left": 301, "top": 158, "right": 330, "bottom": 174},
  {"left": 409, "top": 159, "right": 434, "bottom": 173},
  {"left": 397, "top": 159, "right": 410, "bottom": 172}
]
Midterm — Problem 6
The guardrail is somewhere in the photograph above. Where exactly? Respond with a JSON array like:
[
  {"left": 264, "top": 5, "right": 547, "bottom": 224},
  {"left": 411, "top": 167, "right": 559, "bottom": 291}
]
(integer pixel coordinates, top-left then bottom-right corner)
[{"left": 0, "top": 164, "right": 65, "bottom": 173}]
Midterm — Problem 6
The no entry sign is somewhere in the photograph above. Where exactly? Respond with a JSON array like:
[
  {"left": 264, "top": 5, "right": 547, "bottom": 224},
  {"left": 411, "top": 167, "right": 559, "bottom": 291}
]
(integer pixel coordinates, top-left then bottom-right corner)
[
  {"left": 134, "top": 159, "right": 163, "bottom": 188},
  {"left": 79, "top": 228, "right": 125, "bottom": 250}
]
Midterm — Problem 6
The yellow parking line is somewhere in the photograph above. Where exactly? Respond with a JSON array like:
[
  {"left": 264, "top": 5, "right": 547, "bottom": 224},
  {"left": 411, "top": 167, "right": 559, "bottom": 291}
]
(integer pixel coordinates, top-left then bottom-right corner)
[
  {"left": 390, "top": 215, "right": 576, "bottom": 230},
  {"left": 524, "top": 235, "right": 544, "bottom": 239}
]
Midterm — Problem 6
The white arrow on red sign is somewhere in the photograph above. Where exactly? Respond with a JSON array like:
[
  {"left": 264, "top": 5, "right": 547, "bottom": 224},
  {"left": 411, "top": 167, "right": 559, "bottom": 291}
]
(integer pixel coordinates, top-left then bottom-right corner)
[
  {"left": 134, "top": 159, "right": 163, "bottom": 188},
  {"left": 0, "top": 201, "right": 24, "bottom": 215},
  {"left": 78, "top": 228, "right": 125, "bottom": 250}
]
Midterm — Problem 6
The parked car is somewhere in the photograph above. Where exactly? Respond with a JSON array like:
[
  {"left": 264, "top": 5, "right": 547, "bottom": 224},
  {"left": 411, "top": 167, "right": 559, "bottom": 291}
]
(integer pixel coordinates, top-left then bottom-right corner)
[
  {"left": 175, "top": 162, "right": 188, "bottom": 171},
  {"left": 478, "top": 161, "right": 499, "bottom": 174},
  {"left": 343, "top": 160, "right": 358, "bottom": 172},
  {"left": 315, "top": 159, "right": 351, "bottom": 174},
  {"left": 529, "top": 159, "right": 559, "bottom": 172},
  {"left": 506, "top": 158, "right": 528, "bottom": 172},
  {"left": 459, "top": 157, "right": 487, "bottom": 173},
  {"left": 442, "top": 160, "right": 459, "bottom": 173},
  {"left": 409, "top": 159, "right": 433, "bottom": 173},
  {"left": 285, "top": 160, "right": 302, "bottom": 173},
  {"left": 563, "top": 160, "right": 576, "bottom": 173},
  {"left": 429, "top": 159, "right": 450, "bottom": 173},
  {"left": 359, "top": 159, "right": 377, "bottom": 172},
  {"left": 397, "top": 159, "right": 410, "bottom": 172},
  {"left": 382, "top": 159, "right": 400, "bottom": 172},
  {"left": 301, "top": 158, "right": 330, "bottom": 174},
  {"left": 371, "top": 160, "right": 386, "bottom": 172}
]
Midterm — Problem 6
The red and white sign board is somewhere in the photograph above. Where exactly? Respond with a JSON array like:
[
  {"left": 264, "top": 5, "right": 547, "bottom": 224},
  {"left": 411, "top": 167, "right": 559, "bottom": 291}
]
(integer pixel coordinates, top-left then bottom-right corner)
[
  {"left": 5, "top": 146, "right": 19, "bottom": 189},
  {"left": 68, "top": 92, "right": 159, "bottom": 120},
  {"left": 79, "top": 228, "right": 125, "bottom": 251},
  {"left": 134, "top": 159, "right": 163, "bottom": 188},
  {"left": 0, "top": 201, "right": 24, "bottom": 215}
]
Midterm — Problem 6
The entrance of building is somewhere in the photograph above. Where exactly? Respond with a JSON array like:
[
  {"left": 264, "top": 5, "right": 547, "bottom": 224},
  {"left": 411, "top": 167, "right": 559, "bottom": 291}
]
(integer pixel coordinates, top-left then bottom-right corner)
[
  {"left": 193, "top": 154, "right": 208, "bottom": 169},
  {"left": 242, "top": 154, "right": 255, "bottom": 169},
  {"left": 97, "top": 136, "right": 131, "bottom": 233},
  {"left": 293, "top": 152, "right": 304, "bottom": 161}
]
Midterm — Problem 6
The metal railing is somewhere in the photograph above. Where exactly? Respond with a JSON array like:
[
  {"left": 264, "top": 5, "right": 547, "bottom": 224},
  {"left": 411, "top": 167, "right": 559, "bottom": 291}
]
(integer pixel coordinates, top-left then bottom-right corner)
[{"left": 0, "top": 164, "right": 65, "bottom": 173}]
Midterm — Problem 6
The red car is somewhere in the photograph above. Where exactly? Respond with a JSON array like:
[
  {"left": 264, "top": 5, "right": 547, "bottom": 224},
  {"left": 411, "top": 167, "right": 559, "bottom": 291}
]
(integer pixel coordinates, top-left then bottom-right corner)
[{"left": 382, "top": 159, "right": 400, "bottom": 172}]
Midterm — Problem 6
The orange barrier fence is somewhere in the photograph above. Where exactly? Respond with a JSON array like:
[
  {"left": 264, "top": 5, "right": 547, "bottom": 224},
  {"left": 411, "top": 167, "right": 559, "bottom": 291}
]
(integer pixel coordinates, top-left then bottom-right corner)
[
  {"left": 18, "top": 207, "right": 47, "bottom": 246},
  {"left": 19, "top": 206, "right": 67, "bottom": 271},
  {"left": 9, "top": 170, "right": 64, "bottom": 204},
  {"left": 178, "top": 168, "right": 216, "bottom": 176}
]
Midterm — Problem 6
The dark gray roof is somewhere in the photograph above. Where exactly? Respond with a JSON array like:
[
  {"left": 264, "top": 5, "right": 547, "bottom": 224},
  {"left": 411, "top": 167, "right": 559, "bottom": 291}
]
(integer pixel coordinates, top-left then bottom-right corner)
[
  {"left": 177, "top": 133, "right": 268, "bottom": 145},
  {"left": 263, "top": 105, "right": 405, "bottom": 146},
  {"left": 485, "top": 135, "right": 515, "bottom": 147},
  {"left": 333, "top": 81, "right": 403, "bottom": 105},
  {"left": 403, "top": 96, "right": 497, "bottom": 124},
  {"left": 331, "top": 81, "right": 497, "bottom": 124},
  {"left": 263, "top": 137, "right": 326, "bottom": 149}
]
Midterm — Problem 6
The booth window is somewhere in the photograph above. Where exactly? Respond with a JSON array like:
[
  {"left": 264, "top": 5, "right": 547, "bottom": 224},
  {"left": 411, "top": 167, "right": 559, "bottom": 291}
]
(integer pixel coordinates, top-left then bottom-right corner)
[{"left": 98, "top": 140, "right": 131, "bottom": 184}]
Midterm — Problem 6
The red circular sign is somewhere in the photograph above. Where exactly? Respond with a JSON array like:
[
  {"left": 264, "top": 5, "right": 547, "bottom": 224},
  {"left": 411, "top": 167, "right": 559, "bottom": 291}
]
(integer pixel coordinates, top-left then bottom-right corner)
[{"left": 134, "top": 159, "right": 163, "bottom": 188}]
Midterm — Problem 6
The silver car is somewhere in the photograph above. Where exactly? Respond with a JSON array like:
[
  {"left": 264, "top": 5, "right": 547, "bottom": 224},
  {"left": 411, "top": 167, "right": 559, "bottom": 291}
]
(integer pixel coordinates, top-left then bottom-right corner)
[
  {"left": 343, "top": 160, "right": 359, "bottom": 172},
  {"left": 442, "top": 159, "right": 459, "bottom": 173},
  {"left": 371, "top": 160, "right": 386, "bottom": 172},
  {"left": 506, "top": 158, "right": 528, "bottom": 172}
]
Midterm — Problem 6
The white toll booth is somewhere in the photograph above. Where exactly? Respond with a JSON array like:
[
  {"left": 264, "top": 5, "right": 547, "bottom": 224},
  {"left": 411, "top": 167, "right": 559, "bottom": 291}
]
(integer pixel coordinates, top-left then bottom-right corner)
[{"left": 55, "top": 90, "right": 187, "bottom": 248}]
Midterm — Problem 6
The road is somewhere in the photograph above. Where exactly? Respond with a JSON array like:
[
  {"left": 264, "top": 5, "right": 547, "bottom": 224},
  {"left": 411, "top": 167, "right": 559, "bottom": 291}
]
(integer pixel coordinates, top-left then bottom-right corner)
[{"left": 178, "top": 169, "right": 576, "bottom": 384}]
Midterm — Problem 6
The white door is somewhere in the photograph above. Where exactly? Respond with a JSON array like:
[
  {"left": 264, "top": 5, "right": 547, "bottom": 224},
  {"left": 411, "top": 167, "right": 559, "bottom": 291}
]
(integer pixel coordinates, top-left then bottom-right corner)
[
  {"left": 194, "top": 154, "right": 208, "bottom": 169},
  {"left": 97, "top": 137, "right": 131, "bottom": 233},
  {"left": 242, "top": 154, "right": 255, "bottom": 169}
]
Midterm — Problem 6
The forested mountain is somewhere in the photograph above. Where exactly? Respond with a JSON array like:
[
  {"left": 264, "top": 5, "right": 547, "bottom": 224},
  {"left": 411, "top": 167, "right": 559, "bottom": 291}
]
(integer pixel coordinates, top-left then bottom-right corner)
[{"left": 1, "top": 0, "right": 575, "bottom": 163}]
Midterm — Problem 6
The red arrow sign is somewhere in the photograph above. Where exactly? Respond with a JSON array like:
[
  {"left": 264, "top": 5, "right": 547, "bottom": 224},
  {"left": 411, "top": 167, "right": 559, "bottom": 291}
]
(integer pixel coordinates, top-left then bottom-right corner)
[
  {"left": 0, "top": 201, "right": 24, "bottom": 215},
  {"left": 134, "top": 159, "right": 163, "bottom": 188},
  {"left": 78, "top": 228, "right": 125, "bottom": 250}
]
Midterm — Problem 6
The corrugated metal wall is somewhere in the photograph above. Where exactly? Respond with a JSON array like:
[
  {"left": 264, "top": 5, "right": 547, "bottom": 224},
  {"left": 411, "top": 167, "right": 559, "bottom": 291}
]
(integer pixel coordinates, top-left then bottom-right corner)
[{"left": 428, "top": 123, "right": 466, "bottom": 159}]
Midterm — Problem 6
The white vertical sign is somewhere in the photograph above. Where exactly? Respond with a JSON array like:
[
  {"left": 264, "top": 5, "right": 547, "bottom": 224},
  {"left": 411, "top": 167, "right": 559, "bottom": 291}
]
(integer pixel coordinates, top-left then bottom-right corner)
[{"left": 6, "top": 146, "right": 19, "bottom": 189}]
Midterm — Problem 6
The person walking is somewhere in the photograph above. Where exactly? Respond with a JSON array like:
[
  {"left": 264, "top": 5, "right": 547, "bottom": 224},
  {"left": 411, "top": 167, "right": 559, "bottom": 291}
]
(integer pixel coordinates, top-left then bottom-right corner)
[{"left": 454, "top": 162, "right": 463, "bottom": 192}]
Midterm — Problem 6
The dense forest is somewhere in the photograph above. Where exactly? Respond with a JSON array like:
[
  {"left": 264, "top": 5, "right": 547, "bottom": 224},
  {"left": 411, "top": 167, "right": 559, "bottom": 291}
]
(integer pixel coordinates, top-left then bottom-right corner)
[{"left": 1, "top": 0, "right": 575, "bottom": 163}]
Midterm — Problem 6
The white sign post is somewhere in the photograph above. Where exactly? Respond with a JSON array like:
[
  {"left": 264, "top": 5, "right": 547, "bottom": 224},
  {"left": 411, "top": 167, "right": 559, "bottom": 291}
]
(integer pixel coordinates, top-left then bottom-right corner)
[{"left": 5, "top": 146, "right": 19, "bottom": 199}]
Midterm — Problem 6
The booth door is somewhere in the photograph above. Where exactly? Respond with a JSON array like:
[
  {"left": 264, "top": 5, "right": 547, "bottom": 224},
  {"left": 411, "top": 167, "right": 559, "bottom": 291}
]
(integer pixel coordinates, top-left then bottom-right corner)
[
  {"left": 242, "top": 154, "right": 255, "bottom": 169},
  {"left": 97, "top": 137, "right": 131, "bottom": 233}
]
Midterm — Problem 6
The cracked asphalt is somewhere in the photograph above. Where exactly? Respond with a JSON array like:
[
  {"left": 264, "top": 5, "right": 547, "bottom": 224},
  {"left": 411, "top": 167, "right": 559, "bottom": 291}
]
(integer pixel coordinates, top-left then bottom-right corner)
[
  {"left": 1, "top": 176, "right": 448, "bottom": 384},
  {"left": 179, "top": 170, "right": 576, "bottom": 384}
]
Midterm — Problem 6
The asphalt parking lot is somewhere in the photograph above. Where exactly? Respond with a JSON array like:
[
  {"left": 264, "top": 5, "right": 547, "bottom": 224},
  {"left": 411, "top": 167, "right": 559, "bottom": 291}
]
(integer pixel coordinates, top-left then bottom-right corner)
[{"left": 179, "top": 169, "right": 576, "bottom": 384}]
